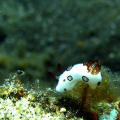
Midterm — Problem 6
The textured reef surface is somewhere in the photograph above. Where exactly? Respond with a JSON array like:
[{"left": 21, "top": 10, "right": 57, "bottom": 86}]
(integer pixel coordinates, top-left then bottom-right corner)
[
  {"left": 0, "top": 66, "right": 120, "bottom": 120},
  {"left": 0, "top": 0, "right": 120, "bottom": 86}
]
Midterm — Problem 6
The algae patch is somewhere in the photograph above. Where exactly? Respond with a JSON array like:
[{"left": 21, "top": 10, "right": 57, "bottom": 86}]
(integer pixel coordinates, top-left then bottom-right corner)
[
  {"left": 0, "top": 71, "right": 82, "bottom": 119},
  {"left": 0, "top": 67, "right": 120, "bottom": 120}
]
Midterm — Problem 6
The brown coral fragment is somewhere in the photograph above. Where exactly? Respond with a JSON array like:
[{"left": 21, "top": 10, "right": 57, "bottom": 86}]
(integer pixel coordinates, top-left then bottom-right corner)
[{"left": 83, "top": 60, "right": 101, "bottom": 75}]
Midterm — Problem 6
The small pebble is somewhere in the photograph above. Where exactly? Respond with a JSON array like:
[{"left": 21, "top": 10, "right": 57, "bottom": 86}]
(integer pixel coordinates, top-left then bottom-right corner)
[{"left": 60, "top": 107, "right": 66, "bottom": 113}]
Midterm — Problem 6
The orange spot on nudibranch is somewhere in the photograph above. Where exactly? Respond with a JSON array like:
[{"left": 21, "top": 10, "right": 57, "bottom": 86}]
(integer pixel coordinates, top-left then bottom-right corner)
[{"left": 83, "top": 60, "right": 101, "bottom": 75}]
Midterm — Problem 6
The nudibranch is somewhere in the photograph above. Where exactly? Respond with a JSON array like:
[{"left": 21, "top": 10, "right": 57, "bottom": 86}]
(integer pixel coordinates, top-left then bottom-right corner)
[{"left": 48, "top": 60, "right": 102, "bottom": 92}]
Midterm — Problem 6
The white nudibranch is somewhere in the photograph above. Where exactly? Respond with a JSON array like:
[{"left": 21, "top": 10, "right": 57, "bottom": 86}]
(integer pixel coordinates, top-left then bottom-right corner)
[{"left": 48, "top": 60, "right": 102, "bottom": 92}]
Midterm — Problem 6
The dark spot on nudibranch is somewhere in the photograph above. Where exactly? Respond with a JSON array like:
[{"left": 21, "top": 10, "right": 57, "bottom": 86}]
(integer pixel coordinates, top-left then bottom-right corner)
[
  {"left": 97, "top": 81, "right": 101, "bottom": 86},
  {"left": 63, "top": 79, "right": 65, "bottom": 82},
  {"left": 66, "top": 65, "right": 73, "bottom": 71},
  {"left": 82, "top": 76, "right": 89, "bottom": 82},
  {"left": 67, "top": 75, "right": 73, "bottom": 81},
  {"left": 64, "top": 88, "right": 67, "bottom": 91}
]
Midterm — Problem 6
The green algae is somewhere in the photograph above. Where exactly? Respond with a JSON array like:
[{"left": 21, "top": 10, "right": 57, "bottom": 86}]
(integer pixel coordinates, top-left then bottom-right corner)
[
  {"left": 0, "top": 71, "right": 83, "bottom": 119},
  {"left": 0, "top": 71, "right": 60, "bottom": 119},
  {"left": 0, "top": 66, "right": 120, "bottom": 120}
]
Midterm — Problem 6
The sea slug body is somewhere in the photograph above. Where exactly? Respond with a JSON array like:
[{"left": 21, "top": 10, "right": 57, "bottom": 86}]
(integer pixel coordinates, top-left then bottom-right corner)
[{"left": 49, "top": 60, "right": 102, "bottom": 92}]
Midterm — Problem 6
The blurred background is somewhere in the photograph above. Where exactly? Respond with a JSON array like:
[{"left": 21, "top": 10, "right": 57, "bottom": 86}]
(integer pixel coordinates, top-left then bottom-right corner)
[{"left": 0, "top": 0, "right": 120, "bottom": 89}]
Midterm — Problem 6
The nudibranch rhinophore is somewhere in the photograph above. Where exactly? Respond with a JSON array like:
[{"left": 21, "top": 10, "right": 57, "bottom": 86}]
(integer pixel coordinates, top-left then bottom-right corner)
[{"left": 48, "top": 60, "right": 102, "bottom": 92}]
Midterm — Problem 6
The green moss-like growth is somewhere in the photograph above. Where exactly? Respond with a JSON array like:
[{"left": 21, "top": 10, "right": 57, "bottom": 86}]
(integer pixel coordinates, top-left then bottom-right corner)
[
  {"left": 0, "top": 71, "right": 60, "bottom": 119},
  {"left": 0, "top": 67, "right": 120, "bottom": 119},
  {"left": 0, "top": 71, "right": 84, "bottom": 119},
  {"left": 62, "top": 66, "right": 120, "bottom": 118}
]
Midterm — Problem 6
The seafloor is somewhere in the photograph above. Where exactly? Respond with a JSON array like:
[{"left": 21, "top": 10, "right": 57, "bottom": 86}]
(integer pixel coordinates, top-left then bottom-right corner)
[{"left": 0, "top": 67, "right": 120, "bottom": 119}]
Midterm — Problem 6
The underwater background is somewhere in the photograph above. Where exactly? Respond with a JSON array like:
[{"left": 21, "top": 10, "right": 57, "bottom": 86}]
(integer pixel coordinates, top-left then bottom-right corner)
[{"left": 0, "top": 0, "right": 120, "bottom": 89}]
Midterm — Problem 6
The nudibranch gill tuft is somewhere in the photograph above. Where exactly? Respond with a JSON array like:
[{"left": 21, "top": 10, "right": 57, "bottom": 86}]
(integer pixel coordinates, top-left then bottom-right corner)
[{"left": 83, "top": 60, "right": 101, "bottom": 75}]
